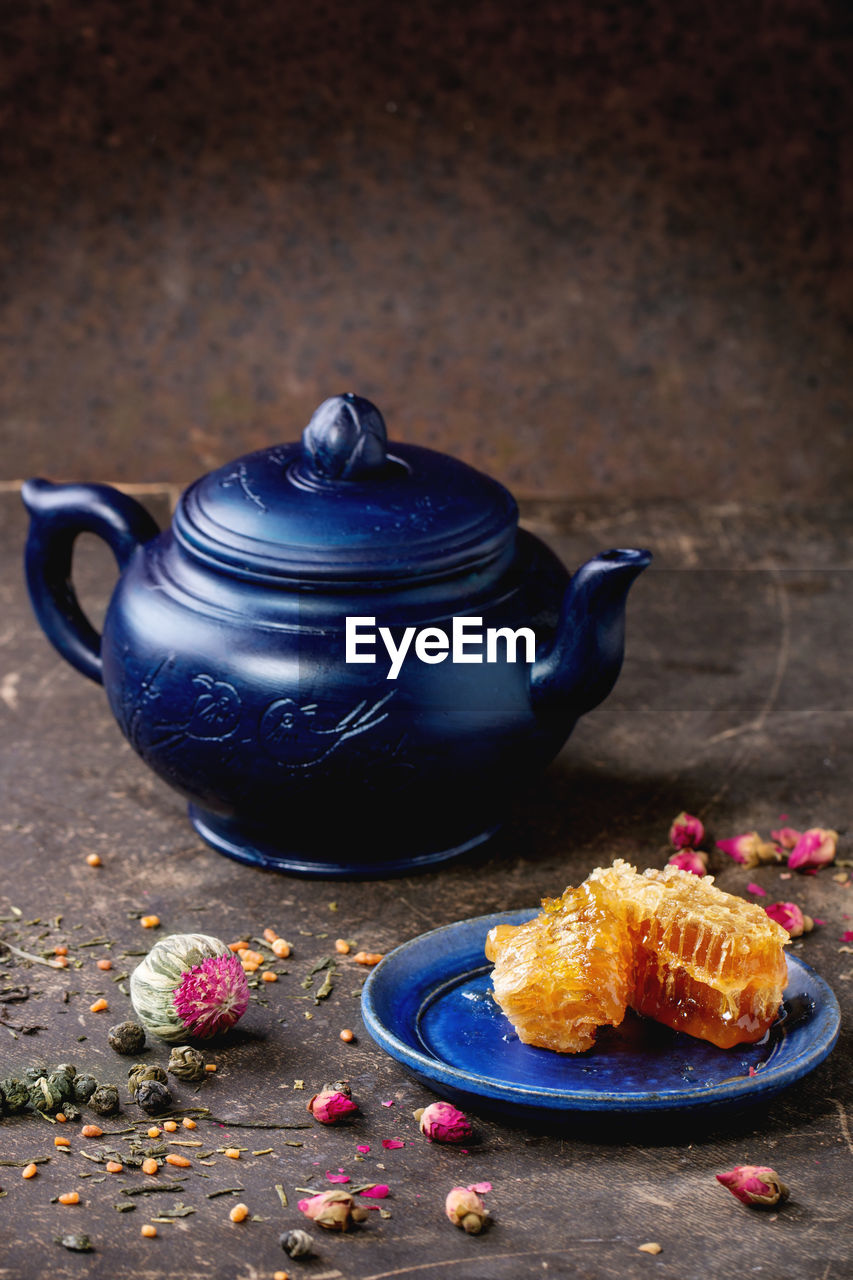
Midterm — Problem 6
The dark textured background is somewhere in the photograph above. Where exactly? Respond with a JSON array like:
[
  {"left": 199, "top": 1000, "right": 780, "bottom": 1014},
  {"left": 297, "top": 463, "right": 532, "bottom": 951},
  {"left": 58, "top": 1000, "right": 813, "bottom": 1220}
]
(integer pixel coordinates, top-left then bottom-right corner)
[
  {"left": 1, "top": 491, "right": 852, "bottom": 1280},
  {"left": 1, "top": 0, "right": 851, "bottom": 498}
]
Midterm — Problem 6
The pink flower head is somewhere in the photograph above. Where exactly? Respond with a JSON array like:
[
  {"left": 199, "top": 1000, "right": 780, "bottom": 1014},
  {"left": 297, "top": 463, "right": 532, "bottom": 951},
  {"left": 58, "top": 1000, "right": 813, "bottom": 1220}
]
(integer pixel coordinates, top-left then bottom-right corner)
[
  {"left": 716, "top": 1166, "right": 789, "bottom": 1207},
  {"left": 667, "top": 849, "right": 708, "bottom": 876},
  {"left": 771, "top": 827, "right": 801, "bottom": 850},
  {"left": 172, "top": 953, "right": 250, "bottom": 1038},
  {"left": 445, "top": 1186, "right": 489, "bottom": 1234},
  {"left": 788, "top": 828, "right": 838, "bottom": 873},
  {"left": 765, "top": 902, "right": 812, "bottom": 938},
  {"left": 669, "top": 811, "right": 705, "bottom": 849},
  {"left": 716, "top": 831, "right": 779, "bottom": 869},
  {"left": 307, "top": 1089, "right": 358, "bottom": 1125},
  {"left": 297, "top": 1189, "right": 371, "bottom": 1230},
  {"left": 417, "top": 1101, "right": 473, "bottom": 1144}
]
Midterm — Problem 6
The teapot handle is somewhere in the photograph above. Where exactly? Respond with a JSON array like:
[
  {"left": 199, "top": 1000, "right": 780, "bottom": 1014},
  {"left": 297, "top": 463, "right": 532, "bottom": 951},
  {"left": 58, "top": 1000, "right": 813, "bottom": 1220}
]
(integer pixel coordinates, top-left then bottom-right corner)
[{"left": 21, "top": 479, "right": 160, "bottom": 685}]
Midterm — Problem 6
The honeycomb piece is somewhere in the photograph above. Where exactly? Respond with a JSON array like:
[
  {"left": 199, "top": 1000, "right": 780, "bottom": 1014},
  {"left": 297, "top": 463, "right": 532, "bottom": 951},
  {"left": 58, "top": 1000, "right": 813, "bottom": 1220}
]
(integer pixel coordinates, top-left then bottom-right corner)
[
  {"left": 594, "top": 860, "right": 790, "bottom": 1049},
  {"left": 485, "top": 877, "right": 634, "bottom": 1053},
  {"left": 486, "top": 860, "right": 789, "bottom": 1053}
]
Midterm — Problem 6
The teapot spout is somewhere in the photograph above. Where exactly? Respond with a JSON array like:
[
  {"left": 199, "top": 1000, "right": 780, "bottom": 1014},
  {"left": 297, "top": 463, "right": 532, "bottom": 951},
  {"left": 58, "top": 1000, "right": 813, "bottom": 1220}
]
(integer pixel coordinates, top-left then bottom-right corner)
[{"left": 530, "top": 548, "right": 651, "bottom": 717}]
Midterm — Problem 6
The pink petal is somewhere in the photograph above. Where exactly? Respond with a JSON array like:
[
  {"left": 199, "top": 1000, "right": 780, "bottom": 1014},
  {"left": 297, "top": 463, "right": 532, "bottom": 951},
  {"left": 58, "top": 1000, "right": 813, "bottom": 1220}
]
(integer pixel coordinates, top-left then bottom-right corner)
[
  {"left": 359, "top": 1184, "right": 390, "bottom": 1198},
  {"left": 381, "top": 1139, "right": 404, "bottom": 1149},
  {"left": 325, "top": 1171, "right": 351, "bottom": 1183},
  {"left": 467, "top": 1181, "right": 492, "bottom": 1194},
  {"left": 813, "top": 918, "right": 826, "bottom": 926},
  {"left": 380, "top": 1099, "right": 394, "bottom": 1107},
  {"left": 746, "top": 882, "right": 767, "bottom": 896},
  {"left": 842, "top": 931, "right": 853, "bottom": 943},
  {"left": 356, "top": 1144, "right": 371, "bottom": 1154},
  {"left": 771, "top": 826, "right": 801, "bottom": 849}
]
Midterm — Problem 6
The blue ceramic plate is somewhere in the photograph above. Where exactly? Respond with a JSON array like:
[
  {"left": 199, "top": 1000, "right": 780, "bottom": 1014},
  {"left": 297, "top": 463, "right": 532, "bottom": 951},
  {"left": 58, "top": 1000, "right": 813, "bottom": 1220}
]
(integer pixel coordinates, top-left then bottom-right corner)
[{"left": 361, "top": 909, "right": 841, "bottom": 1117}]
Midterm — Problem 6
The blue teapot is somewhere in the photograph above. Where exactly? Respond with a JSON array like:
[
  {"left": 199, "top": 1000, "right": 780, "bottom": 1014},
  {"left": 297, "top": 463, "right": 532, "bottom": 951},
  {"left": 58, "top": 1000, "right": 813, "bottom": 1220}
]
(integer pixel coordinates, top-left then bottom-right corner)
[{"left": 22, "top": 395, "right": 650, "bottom": 876}]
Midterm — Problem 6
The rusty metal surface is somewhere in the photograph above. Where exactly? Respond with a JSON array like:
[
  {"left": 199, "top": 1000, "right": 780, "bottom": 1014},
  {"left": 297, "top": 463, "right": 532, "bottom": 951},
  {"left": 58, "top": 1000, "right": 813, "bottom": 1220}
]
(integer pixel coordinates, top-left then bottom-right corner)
[
  {"left": 0, "top": 490, "right": 851, "bottom": 1279},
  {"left": 1, "top": 1, "right": 852, "bottom": 500}
]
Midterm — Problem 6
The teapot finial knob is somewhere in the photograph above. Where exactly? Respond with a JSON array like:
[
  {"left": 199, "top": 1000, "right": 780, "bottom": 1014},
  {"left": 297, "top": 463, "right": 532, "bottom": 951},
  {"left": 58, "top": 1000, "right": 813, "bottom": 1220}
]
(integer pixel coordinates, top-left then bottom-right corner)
[{"left": 302, "top": 394, "right": 388, "bottom": 480}]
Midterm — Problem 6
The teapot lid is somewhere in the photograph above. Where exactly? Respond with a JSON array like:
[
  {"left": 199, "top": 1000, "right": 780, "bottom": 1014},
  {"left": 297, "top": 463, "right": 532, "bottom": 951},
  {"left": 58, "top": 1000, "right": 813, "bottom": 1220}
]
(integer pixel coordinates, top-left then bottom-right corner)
[{"left": 173, "top": 394, "right": 518, "bottom": 586}]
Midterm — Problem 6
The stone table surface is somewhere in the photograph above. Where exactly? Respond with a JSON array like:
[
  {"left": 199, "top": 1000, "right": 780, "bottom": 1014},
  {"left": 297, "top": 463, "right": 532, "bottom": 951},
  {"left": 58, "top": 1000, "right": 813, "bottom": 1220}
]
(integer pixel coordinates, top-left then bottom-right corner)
[{"left": 0, "top": 488, "right": 851, "bottom": 1280}]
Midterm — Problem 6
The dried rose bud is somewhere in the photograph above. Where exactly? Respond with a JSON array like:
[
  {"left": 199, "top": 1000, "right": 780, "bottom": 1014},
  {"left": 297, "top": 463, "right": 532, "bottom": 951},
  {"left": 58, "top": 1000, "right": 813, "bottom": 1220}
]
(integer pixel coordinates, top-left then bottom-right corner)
[
  {"left": 771, "top": 827, "right": 801, "bottom": 850},
  {"left": 445, "top": 1186, "right": 488, "bottom": 1234},
  {"left": 322, "top": 1079, "right": 352, "bottom": 1097},
  {"left": 764, "top": 902, "right": 813, "bottom": 938},
  {"left": 669, "top": 811, "right": 705, "bottom": 849},
  {"left": 414, "top": 1101, "right": 473, "bottom": 1144},
  {"left": 297, "top": 1189, "right": 370, "bottom": 1230},
  {"left": 307, "top": 1088, "right": 359, "bottom": 1125},
  {"left": 667, "top": 849, "right": 709, "bottom": 876},
  {"left": 716, "top": 1165, "right": 789, "bottom": 1207},
  {"left": 716, "top": 832, "right": 780, "bottom": 869},
  {"left": 788, "top": 828, "right": 838, "bottom": 873}
]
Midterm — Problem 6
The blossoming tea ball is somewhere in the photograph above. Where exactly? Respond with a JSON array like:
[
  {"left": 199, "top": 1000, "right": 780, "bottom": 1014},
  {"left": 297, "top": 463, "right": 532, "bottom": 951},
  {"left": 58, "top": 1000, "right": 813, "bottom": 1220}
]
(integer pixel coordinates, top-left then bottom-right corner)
[{"left": 130, "top": 933, "right": 250, "bottom": 1043}]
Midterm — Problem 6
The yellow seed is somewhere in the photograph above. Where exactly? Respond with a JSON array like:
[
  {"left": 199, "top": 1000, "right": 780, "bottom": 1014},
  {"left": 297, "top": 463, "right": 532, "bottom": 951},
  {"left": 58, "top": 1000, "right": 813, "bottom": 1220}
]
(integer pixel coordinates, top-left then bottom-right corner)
[
  {"left": 639, "top": 1243, "right": 663, "bottom": 1255},
  {"left": 261, "top": 970, "right": 278, "bottom": 982},
  {"left": 241, "top": 959, "right": 259, "bottom": 973},
  {"left": 263, "top": 927, "right": 278, "bottom": 943},
  {"left": 81, "top": 1124, "right": 103, "bottom": 1138},
  {"left": 271, "top": 938, "right": 291, "bottom": 959},
  {"left": 229, "top": 939, "right": 250, "bottom": 952},
  {"left": 147, "top": 1126, "right": 161, "bottom": 1139},
  {"left": 51, "top": 956, "right": 68, "bottom": 968},
  {"left": 352, "top": 950, "right": 384, "bottom": 966},
  {"left": 54, "top": 944, "right": 68, "bottom": 956},
  {"left": 204, "top": 1063, "right": 217, "bottom": 1073},
  {"left": 105, "top": 1160, "right": 123, "bottom": 1174},
  {"left": 182, "top": 1117, "right": 197, "bottom": 1130},
  {"left": 229, "top": 1202, "right": 249, "bottom": 1223},
  {"left": 335, "top": 939, "right": 351, "bottom": 955},
  {"left": 140, "top": 915, "right": 160, "bottom": 929},
  {"left": 85, "top": 853, "right": 102, "bottom": 867},
  {"left": 58, "top": 1191, "right": 80, "bottom": 1205},
  {"left": 89, "top": 998, "right": 108, "bottom": 1012},
  {"left": 224, "top": 1147, "right": 241, "bottom": 1159},
  {"left": 274, "top": 1272, "right": 290, "bottom": 1280},
  {"left": 165, "top": 1153, "right": 191, "bottom": 1168},
  {"left": 141, "top": 1224, "right": 157, "bottom": 1238},
  {"left": 54, "top": 1135, "right": 71, "bottom": 1147},
  {"left": 163, "top": 1120, "right": 178, "bottom": 1132},
  {"left": 339, "top": 1028, "right": 354, "bottom": 1043},
  {"left": 96, "top": 958, "right": 112, "bottom": 971},
  {"left": 142, "top": 1158, "right": 159, "bottom": 1175},
  {"left": 56, "top": 1112, "right": 67, "bottom": 1123},
  {"left": 22, "top": 1163, "right": 37, "bottom": 1179}
]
